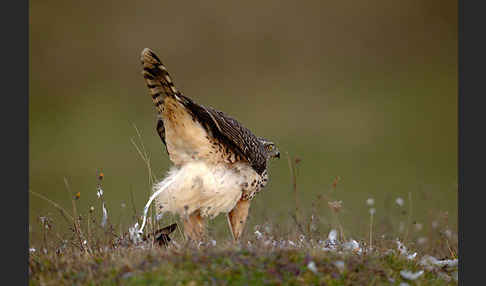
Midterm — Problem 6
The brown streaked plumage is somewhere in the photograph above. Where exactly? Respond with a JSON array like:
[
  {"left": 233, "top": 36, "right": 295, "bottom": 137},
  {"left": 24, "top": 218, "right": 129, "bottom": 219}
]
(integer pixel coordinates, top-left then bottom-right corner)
[{"left": 140, "top": 48, "right": 279, "bottom": 242}]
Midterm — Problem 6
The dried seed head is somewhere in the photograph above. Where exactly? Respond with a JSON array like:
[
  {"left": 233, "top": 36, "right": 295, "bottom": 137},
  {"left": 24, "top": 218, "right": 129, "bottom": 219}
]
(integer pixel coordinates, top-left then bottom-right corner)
[
  {"left": 331, "top": 176, "right": 342, "bottom": 189},
  {"left": 396, "top": 197, "right": 404, "bottom": 207},
  {"left": 328, "top": 200, "right": 343, "bottom": 213}
]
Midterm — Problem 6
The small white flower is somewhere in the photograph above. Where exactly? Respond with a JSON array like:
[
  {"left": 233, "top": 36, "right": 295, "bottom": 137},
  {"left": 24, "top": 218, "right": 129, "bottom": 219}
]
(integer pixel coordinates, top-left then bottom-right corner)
[
  {"left": 121, "top": 202, "right": 126, "bottom": 208},
  {"left": 420, "top": 255, "right": 458, "bottom": 269},
  {"left": 129, "top": 222, "right": 142, "bottom": 243},
  {"left": 396, "top": 240, "right": 408, "bottom": 255},
  {"left": 369, "top": 208, "right": 376, "bottom": 215},
  {"left": 299, "top": 234, "right": 306, "bottom": 243},
  {"left": 334, "top": 260, "right": 345, "bottom": 272},
  {"left": 97, "top": 188, "right": 104, "bottom": 199},
  {"left": 417, "top": 237, "right": 428, "bottom": 245},
  {"left": 323, "top": 229, "right": 338, "bottom": 250},
  {"left": 328, "top": 229, "right": 338, "bottom": 241},
  {"left": 281, "top": 240, "right": 288, "bottom": 249},
  {"left": 398, "top": 283, "right": 410, "bottom": 286},
  {"left": 83, "top": 240, "right": 87, "bottom": 245},
  {"left": 444, "top": 229, "right": 452, "bottom": 238},
  {"left": 384, "top": 249, "right": 394, "bottom": 255},
  {"left": 39, "top": 216, "right": 49, "bottom": 226},
  {"left": 431, "top": 221, "right": 438, "bottom": 229},
  {"left": 29, "top": 248, "right": 36, "bottom": 253},
  {"left": 254, "top": 230, "right": 263, "bottom": 239},
  {"left": 407, "top": 252, "right": 417, "bottom": 260},
  {"left": 395, "top": 239, "right": 417, "bottom": 260},
  {"left": 414, "top": 223, "right": 423, "bottom": 231},
  {"left": 343, "top": 239, "right": 362, "bottom": 254},
  {"left": 366, "top": 198, "right": 375, "bottom": 206},
  {"left": 307, "top": 261, "right": 318, "bottom": 274},
  {"left": 395, "top": 197, "right": 404, "bottom": 206},
  {"left": 310, "top": 223, "right": 317, "bottom": 232},
  {"left": 400, "top": 270, "right": 424, "bottom": 280},
  {"left": 272, "top": 240, "right": 278, "bottom": 247}
]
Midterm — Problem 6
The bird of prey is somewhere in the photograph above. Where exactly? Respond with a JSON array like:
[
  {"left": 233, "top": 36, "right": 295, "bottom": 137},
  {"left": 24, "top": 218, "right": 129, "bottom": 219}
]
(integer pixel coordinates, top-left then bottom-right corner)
[{"left": 138, "top": 48, "right": 279, "bottom": 242}]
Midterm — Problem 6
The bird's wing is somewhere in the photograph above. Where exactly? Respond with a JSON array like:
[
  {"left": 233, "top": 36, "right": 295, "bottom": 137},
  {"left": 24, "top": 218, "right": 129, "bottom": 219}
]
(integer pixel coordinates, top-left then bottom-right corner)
[
  {"left": 178, "top": 95, "right": 267, "bottom": 175},
  {"left": 156, "top": 117, "right": 168, "bottom": 154},
  {"left": 141, "top": 48, "right": 266, "bottom": 173}
]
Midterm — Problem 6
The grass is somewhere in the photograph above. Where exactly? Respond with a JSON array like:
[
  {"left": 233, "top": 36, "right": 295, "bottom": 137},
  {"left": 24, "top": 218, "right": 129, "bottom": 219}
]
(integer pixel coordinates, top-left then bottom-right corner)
[
  {"left": 29, "top": 227, "right": 458, "bottom": 286},
  {"left": 29, "top": 150, "right": 458, "bottom": 285},
  {"left": 29, "top": 244, "right": 457, "bottom": 285}
]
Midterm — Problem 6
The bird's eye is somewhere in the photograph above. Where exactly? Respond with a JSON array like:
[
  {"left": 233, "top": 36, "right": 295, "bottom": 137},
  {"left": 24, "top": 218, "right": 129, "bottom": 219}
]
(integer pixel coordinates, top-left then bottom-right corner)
[{"left": 268, "top": 145, "right": 273, "bottom": 150}]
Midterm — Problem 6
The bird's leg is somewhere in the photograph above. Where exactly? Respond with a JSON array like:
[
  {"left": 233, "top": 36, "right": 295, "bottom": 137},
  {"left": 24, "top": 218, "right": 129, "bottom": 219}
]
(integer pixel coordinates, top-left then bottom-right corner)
[
  {"left": 183, "top": 210, "right": 205, "bottom": 242},
  {"left": 227, "top": 199, "right": 251, "bottom": 242}
]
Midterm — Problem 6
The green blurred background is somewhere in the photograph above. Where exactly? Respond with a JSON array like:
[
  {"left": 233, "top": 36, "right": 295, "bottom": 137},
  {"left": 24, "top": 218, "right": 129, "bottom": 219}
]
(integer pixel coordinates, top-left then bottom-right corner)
[{"left": 30, "top": 0, "right": 457, "bottom": 240}]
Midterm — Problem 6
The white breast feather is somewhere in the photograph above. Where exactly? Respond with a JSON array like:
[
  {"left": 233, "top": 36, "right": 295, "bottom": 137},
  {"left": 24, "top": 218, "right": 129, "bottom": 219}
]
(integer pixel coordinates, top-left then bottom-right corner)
[{"left": 153, "top": 161, "right": 258, "bottom": 219}]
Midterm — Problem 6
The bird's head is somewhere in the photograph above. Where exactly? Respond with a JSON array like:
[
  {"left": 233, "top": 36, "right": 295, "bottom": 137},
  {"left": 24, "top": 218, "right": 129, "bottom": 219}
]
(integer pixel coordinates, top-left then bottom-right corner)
[{"left": 259, "top": 138, "right": 280, "bottom": 160}]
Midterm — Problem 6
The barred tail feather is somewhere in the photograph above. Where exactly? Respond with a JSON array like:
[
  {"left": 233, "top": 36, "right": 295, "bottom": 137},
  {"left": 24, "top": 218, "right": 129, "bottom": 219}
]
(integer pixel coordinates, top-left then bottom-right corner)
[{"left": 141, "top": 48, "right": 180, "bottom": 114}]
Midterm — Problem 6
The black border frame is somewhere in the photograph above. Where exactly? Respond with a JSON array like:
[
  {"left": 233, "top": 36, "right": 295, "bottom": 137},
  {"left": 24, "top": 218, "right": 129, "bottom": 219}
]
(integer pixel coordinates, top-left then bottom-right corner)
[
  {"left": 459, "top": 0, "right": 484, "bottom": 285},
  {"left": 3, "top": 0, "right": 28, "bottom": 284}
]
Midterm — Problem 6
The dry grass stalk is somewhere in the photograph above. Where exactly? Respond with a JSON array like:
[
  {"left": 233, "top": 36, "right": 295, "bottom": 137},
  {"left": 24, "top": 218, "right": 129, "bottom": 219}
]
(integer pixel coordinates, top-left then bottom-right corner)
[
  {"left": 130, "top": 124, "right": 181, "bottom": 241},
  {"left": 286, "top": 152, "right": 300, "bottom": 226},
  {"left": 29, "top": 190, "right": 73, "bottom": 223},
  {"left": 404, "top": 191, "right": 413, "bottom": 243},
  {"left": 63, "top": 177, "right": 89, "bottom": 254},
  {"left": 130, "top": 124, "right": 158, "bottom": 237}
]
